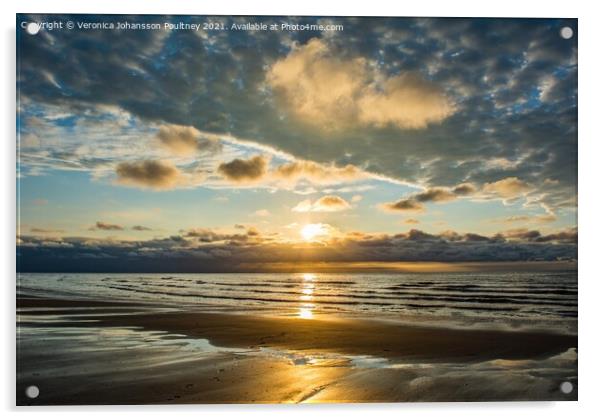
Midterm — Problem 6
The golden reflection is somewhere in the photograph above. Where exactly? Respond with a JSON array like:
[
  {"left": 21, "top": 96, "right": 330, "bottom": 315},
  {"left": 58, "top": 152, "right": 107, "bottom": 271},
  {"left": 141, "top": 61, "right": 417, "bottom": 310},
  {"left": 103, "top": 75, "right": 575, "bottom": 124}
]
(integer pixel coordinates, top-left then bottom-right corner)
[
  {"left": 298, "top": 273, "right": 316, "bottom": 318},
  {"left": 298, "top": 305, "right": 314, "bottom": 319},
  {"left": 302, "top": 273, "right": 316, "bottom": 281}
]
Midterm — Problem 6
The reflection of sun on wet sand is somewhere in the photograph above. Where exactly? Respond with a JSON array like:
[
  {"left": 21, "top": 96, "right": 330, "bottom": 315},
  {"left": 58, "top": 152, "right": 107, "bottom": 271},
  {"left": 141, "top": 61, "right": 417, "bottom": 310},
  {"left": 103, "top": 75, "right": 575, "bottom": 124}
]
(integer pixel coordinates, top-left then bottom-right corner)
[{"left": 17, "top": 294, "right": 577, "bottom": 405}]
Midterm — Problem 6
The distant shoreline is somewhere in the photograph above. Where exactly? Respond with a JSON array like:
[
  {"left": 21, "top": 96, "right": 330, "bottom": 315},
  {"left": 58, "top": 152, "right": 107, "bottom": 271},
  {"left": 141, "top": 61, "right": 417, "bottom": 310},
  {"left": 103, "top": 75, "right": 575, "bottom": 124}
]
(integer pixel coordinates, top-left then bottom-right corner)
[{"left": 16, "top": 260, "right": 577, "bottom": 274}]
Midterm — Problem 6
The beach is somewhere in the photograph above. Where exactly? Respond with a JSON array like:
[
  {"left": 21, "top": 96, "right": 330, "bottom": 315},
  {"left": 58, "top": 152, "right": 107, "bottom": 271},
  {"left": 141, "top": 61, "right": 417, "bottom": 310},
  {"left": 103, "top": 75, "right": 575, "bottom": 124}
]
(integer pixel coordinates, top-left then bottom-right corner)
[
  {"left": 17, "top": 283, "right": 577, "bottom": 404},
  {"left": 15, "top": 11, "right": 579, "bottom": 408}
]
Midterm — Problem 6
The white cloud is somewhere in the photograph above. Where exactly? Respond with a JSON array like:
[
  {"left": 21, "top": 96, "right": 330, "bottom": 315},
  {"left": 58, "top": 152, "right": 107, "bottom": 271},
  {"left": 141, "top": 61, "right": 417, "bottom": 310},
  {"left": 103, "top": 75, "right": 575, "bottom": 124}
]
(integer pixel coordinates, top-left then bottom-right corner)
[{"left": 267, "top": 38, "right": 455, "bottom": 130}]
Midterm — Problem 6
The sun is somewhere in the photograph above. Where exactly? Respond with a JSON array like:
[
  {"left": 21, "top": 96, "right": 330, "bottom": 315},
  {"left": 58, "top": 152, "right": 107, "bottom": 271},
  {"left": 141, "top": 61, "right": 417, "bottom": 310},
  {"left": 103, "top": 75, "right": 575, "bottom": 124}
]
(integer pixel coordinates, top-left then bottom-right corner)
[{"left": 301, "top": 223, "right": 328, "bottom": 241}]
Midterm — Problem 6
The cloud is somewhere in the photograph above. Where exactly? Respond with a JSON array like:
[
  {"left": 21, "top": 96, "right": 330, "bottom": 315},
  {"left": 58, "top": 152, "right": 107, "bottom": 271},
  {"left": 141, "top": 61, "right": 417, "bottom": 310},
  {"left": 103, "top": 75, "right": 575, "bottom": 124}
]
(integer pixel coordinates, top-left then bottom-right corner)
[
  {"left": 404, "top": 218, "right": 420, "bottom": 224},
  {"left": 115, "top": 160, "right": 185, "bottom": 190},
  {"left": 156, "top": 124, "right": 221, "bottom": 156},
  {"left": 181, "top": 226, "right": 268, "bottom": 245},
  {"left": 271, "top": 160, "right": 366, "bottom": 186},
  {"left": 182, "top": 228, "right": 225, "bottom": 242},
  {"left": 502, "top": 229, "right": 542, "bottom": 241},
  {"left": 21, "top": 133, "right": 41, "bottom": 148},
  {"left": 266, "top": 38, "right": 365, "bottom": 130},
  {"left": 413, "top": 188, "right": 457, "bottom": 203},
  {"left": 483, "top": 177, "right": 533, "bottom": 198},
  {"left": 381, "top": 183, "right": 475, "bottom": 213},
  {"left": 351, "top": 194, "right": 363, "bottom": 203},
  {"left": 217, "top": 155, "right": 269, "bottom": 183},
  {"left": 292, "top": 195, "right": 351, "bottom": 212},
  {"left": 537, "top": 228, "right": 577, "bottom": 243},
  {"left": 30, "top": 227, "right": 64, "bottom": 234},
  {"left": 356, "top": 73, "right": 456, "bottom": 129},
  {"left": 462, "top": 233, "right": 491, "bottom": 242},
  {"left": 17, "top": 226, "right": 577, "bottom": 272},
  {"left": 213, "top": 155, "right": 368, "bottom": 189},
  {"left": 131, "top": 225, "right": 153, "bottom": 231},
  {"left": 91, "top": 221, "right": 124, "bottom": 231},
  {"left": 381, "top": 199, "right": 425, "bottom": 213},
  {"left": 452, "top": 183, "right": 477, "bottom": 196},
  {"left": 501, "top": 227, "right": 576, "bottom": 243},
  {"left": 17, "top": 16, "right": 577, "bottom": 212},
  {"left": 246, "top": 227, "right": 260, "bottom": 236},
  {"left": 267, "top": 38, "right": 454, "bottom": 130},
  {"left": 499, "top": 214, "right": 557, "bottom": 224}
]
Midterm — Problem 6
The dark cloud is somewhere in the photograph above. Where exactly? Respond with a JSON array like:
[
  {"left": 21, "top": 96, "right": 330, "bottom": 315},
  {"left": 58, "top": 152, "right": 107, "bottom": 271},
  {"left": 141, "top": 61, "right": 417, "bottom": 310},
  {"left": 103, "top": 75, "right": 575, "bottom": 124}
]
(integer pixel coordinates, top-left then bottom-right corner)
[
  {"left": 217, "top": 155, "right": 268, "bottom": 183},
  {"left": 182, "top": 227, "right": 266, "bottom": 244},
  {"left": 131, "top": 225, "right": 153, "bottom": 231},
  {"left": 382, "top": 183, "right": 476, "bottom": 212},
  {"left": 413, "top": 188, "right": 457, "bottom": 203},
  {"left": 30, "top": 227, "right": 64, "bottom": 234},
  {"left": 463, "top": 233, "right": 491, "bottom": 242},
  {"left": 182, "top": 228, "right": 231, "bottom": 243},
  {"left": 91, "top": 221, "right": 124, "bottom": 231},
  {"left": 403, "top": 229, "right": 439, "bottom": 241},
  {"left": 115, "top": 160, "right": 184, "bottom": 189},
  {"left": 381, "top": 198, "right": 425, "bottom": 213},
  {"left": 452, "top": 183, "right": 477, "bottom": 196},
  {"left": 17, "top": 226, "right": 577, "bottom": 272},
  {"left": 536, "top": 228, "right": 577, "bottom": 243},
  {"left": 502, "top": 227, "right": 577, "bottom": 243}
]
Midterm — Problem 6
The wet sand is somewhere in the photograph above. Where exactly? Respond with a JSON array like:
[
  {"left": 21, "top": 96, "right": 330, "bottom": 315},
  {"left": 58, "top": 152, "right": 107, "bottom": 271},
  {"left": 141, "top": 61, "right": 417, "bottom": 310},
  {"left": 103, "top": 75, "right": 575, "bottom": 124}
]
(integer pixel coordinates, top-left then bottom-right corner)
[
  {"left": 99, "top": 311, "right": 576, "bottom": 363},
  {"left": 16, "top": 296, "right": 578, "bottom": 404}
]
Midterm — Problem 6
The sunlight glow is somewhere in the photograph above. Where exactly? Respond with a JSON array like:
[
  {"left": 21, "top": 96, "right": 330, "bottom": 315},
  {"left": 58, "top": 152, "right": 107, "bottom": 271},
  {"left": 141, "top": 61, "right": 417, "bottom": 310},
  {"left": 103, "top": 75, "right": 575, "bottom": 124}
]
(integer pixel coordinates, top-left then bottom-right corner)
[
  {"left": 302, "top": 273, "right": 316, "bottom": 281},
  {"left": 298, "top": 306, "right": 314, "bottom": 319},
  {"left": 301, "top": 223, "right": 328, "bottom": 241}
]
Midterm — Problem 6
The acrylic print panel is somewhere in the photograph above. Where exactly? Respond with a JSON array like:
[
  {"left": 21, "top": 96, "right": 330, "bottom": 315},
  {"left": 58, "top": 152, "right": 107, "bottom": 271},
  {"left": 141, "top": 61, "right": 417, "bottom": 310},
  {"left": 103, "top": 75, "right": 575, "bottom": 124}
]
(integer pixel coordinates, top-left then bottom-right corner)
[{"left": 16, "top": 14, "right": 577, "bottom": 405}]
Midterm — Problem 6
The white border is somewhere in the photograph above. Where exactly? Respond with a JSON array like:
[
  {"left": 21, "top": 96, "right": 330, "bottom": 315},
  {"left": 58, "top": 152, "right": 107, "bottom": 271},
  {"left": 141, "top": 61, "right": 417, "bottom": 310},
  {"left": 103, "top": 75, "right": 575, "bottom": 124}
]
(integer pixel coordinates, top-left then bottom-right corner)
[
  {"left": 7, "top": 0, "right": 584, "bottom": 17},
  {"left": 3, "top": 1, "right": 601, "bottom": 419}
]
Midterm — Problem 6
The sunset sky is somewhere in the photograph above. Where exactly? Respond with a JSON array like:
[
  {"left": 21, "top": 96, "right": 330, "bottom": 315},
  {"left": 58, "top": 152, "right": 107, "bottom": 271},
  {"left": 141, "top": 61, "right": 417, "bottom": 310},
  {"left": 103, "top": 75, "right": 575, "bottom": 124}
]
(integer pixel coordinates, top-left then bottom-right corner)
[{"left": 16, "top": 15, "right": 577, "bottom": 272}]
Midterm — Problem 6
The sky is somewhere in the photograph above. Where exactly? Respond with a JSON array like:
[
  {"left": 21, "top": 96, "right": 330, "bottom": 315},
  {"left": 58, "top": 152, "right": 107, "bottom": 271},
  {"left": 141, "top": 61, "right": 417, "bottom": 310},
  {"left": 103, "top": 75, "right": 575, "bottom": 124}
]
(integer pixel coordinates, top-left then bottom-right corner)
[{"left": 16, "top": 15, "right": 577, "bottom": 272}]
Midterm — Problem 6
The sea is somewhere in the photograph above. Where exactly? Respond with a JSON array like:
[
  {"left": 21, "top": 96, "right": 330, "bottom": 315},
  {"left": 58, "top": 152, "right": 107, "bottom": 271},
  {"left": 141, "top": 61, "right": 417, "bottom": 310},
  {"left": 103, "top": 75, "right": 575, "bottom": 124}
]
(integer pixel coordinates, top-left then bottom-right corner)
[{"left": 17, "top": 271, "right": 577, "bottom": 333}]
